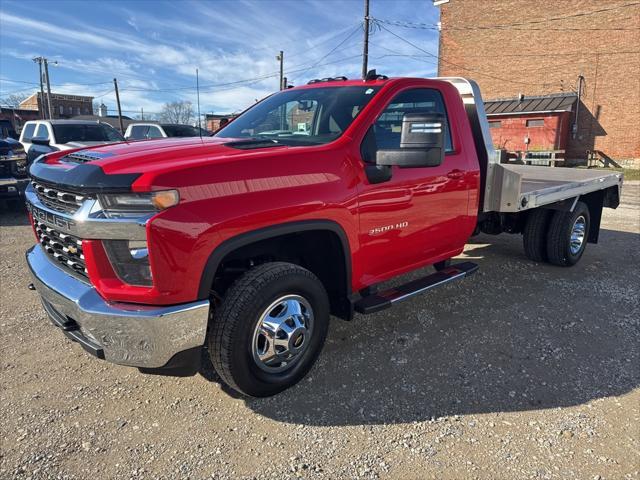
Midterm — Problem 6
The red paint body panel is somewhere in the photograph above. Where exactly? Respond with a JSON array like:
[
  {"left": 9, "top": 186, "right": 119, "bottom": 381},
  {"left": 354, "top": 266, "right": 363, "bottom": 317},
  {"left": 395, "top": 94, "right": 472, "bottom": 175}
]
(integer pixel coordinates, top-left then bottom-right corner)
[{"left": 32, "top": 78, "right": 482, "bottom": 305}]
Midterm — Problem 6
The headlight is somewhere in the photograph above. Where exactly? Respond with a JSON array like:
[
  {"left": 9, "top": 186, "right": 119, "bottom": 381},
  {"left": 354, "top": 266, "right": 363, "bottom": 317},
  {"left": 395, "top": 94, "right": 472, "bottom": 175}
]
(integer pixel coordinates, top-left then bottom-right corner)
[
  {"left": 103, "top": 240, "right": 152, "bottom": 286},
  {"left": 98, "top": 190, "right": 179, "bottom": 218}
]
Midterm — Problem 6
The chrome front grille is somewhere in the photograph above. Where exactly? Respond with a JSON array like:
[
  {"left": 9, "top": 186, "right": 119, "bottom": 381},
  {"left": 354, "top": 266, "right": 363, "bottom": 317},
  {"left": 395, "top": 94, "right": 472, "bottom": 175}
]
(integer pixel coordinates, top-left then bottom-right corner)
[
  {"left": 33, "top": 218, "right": 88, "bottom": 278},
  {"left": 31, "top": 181, "right": 86, "bottom": 215}
]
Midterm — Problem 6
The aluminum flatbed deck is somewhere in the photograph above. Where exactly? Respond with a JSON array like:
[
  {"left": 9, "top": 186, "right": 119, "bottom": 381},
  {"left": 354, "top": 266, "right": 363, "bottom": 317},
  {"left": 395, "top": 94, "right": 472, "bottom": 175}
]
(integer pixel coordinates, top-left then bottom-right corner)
[
  {"left": 487, "top": 164, "right": 623, "bottom": 212},
  {"left": 439, "top": 77, "right": 623, "bottom": 214}
]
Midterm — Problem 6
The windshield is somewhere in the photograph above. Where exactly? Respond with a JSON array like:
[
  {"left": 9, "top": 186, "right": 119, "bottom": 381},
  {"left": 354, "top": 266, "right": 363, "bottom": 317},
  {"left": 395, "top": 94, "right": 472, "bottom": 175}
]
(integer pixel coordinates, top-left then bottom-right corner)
[
  {"left": 215, "top": 86, "right": 380, "bottom": 146},
  {"left": 162, "top": 125, "right": 202, "bottom": 137},
  {"left": 52, "top": 124, "right": 124, "bottom": 144}
]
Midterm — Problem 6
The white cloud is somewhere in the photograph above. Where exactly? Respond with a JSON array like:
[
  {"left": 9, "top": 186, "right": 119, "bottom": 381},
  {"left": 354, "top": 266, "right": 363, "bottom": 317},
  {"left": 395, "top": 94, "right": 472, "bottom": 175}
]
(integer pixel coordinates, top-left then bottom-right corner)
[{"left": 0, "top": 2, "right": 441, "bottom": 114}]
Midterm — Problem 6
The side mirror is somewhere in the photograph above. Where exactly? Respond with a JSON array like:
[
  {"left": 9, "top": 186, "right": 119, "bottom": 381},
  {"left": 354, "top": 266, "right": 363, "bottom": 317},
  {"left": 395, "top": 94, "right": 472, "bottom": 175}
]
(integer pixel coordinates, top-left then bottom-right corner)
[
  {"left": 376, "top": 113, "right": 445, "bottom": 168},
  {"left": 31, "top": 137, "right": 50, "bottom": 146}
]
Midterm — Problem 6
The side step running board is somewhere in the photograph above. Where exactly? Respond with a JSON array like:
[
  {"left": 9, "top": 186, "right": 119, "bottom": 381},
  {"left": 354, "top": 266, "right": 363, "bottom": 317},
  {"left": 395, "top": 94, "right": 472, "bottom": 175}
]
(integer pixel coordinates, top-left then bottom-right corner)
[{"left": 354, "top": 261, "right": 479, "bottom": 314}]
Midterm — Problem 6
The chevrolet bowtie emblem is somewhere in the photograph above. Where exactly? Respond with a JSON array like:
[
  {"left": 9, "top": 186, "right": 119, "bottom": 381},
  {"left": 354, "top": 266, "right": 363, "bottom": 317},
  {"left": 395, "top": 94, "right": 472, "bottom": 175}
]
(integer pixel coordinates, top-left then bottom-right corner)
[{"left": 67, "top": 245, "right": 78, "bottom": 254}]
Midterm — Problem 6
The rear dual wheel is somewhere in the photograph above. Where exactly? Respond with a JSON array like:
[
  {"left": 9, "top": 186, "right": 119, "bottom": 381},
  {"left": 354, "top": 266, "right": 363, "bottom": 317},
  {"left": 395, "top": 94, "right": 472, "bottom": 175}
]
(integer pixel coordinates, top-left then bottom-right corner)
[
  {"left": 546, "top": 202, "right": 590, "bottom": 266},
  {"left": 523, "top": 201, "right": 590, "bottom": 266}
]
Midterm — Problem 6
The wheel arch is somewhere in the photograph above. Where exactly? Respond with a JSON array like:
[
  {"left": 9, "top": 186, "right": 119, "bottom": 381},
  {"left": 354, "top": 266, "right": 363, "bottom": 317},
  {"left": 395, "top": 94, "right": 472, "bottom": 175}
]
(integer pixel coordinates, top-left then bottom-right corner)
[{"left": 197, "top": 220, "right": 354, "bottom": 320}]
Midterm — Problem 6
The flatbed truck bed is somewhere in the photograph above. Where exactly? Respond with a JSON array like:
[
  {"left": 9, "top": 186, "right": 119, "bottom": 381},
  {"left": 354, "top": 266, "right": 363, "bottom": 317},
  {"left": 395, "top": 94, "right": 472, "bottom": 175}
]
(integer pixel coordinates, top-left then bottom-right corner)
[
  {"left": 488, "top": 164, "right": 623, "bottom": 212},
  {"left": 441, "top": 77, "right": 623, "bottom": 215}
]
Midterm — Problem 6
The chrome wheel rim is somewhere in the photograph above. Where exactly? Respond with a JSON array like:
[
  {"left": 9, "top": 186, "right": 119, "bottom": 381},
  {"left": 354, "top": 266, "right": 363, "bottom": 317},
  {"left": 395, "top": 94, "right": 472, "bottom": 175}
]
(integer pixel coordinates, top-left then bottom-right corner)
[
  {"left": 251, "top": 295, "right": 314, "bottom": 373},
  {"left": 570, "top": 215, "right": 586, "bottom": 255}
]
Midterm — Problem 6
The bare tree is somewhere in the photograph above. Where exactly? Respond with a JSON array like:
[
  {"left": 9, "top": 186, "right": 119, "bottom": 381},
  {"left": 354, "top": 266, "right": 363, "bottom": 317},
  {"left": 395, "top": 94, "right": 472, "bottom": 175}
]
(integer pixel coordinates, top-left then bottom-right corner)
[
  {"left": 159, "top": 101, "right": 194, "bottom": 124},
  {"left": 0, "top": 93, "right": 29, "bottom": 108}
]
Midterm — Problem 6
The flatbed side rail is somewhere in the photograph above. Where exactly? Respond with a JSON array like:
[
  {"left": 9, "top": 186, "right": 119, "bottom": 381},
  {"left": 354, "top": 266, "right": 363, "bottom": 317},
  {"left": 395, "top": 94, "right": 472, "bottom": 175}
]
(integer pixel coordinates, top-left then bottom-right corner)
[{"left": 488, "top": 164, "right": 623, "bottom": 212}]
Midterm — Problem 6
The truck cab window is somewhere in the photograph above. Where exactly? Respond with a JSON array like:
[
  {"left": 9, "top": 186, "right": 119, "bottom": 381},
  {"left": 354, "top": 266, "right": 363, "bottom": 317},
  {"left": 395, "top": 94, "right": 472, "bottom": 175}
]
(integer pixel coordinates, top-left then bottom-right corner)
[
  {"left": 146, "top": 126, "right": 164, "bottom": 138},
  {"left": 374, "top": 88, "right": 452, "bottom": 153},
  {"left": 22, "top": 123, "right": 36, "bottom": 141},
  {"left": 129, "top": 125, "right": 149, "bottom": 140},
  {"left": 35, "top": 124, "right": 49, "bottom": 140}
]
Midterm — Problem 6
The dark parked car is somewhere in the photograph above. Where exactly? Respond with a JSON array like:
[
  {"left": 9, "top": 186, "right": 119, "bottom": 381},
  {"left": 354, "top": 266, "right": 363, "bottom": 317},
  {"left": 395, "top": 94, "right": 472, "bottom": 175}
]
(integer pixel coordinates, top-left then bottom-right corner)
[{"left": 0, "top": 136, "right": 28, "bottom": 205}]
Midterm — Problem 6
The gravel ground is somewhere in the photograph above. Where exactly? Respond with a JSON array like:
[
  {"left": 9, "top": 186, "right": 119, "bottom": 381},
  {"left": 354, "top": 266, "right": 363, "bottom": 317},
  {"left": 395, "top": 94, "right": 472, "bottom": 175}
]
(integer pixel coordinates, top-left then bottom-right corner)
[{"left": 1, "top": 182, "right": 638, "bottom": 480}]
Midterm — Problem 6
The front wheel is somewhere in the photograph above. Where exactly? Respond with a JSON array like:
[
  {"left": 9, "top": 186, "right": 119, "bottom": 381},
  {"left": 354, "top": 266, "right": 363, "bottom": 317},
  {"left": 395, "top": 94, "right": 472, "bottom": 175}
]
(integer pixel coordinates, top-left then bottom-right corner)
[
  {"left": 546, "top": 201, "right": 591, "bottom": 266},
  {"left": 208, "top": 262, "right": 329, "bottom": 397}
]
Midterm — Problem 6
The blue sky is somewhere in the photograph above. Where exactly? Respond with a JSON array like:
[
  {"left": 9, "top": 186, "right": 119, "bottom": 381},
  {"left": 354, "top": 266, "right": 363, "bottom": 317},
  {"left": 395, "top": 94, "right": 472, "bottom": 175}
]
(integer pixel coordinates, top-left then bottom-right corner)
[{"left": 0, "top": 0, "right": 440, "bottom": 117}]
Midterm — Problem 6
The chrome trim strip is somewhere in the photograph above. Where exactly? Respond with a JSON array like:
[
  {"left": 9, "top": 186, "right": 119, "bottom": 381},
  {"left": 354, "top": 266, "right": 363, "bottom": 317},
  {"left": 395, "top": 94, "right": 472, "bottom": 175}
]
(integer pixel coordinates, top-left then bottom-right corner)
[
  {"left": 26, "top": 245, "right": 210, "bottom": 368},
  {"left": 25, "top": 183, "right": 150, "bottom": 240}
]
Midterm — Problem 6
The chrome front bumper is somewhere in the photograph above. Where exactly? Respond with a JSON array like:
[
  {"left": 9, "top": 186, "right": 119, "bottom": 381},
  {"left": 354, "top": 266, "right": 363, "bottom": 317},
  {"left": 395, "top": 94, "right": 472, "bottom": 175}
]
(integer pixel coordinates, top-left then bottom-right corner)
[{"left": 26, "top": 245, "right": 210, "bottom": 368}]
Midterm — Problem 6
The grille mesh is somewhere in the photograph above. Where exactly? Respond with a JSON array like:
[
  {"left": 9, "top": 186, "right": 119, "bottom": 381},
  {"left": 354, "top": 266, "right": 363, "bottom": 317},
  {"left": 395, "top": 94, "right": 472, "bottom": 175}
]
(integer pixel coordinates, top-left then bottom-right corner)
[
  {"left": 31, "top": 181, "right": 85, "bottom": 215},
  {"left": 33, "top": 218, "right": 88, "bottom": 278}
]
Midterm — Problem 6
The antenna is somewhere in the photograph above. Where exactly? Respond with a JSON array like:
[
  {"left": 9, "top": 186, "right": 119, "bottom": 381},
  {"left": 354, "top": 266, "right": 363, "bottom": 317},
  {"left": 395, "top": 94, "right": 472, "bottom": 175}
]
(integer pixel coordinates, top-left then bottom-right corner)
[{"left": 196, "top": 68, "right": 202, "bottom": 138}]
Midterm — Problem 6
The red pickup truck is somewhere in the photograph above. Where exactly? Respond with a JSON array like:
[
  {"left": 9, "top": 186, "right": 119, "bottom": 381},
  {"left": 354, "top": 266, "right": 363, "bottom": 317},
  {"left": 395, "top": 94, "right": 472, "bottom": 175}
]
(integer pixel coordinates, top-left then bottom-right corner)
[{"left": 25, "top": 74, "right": 622, "bottom": 396}]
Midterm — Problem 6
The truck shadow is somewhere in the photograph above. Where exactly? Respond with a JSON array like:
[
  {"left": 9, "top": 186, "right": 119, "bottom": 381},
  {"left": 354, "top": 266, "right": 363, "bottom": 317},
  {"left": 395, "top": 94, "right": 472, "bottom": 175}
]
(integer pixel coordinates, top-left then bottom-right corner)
[
  {"left": 224, "top": 228, "right": 639, "bottom": 426},
  {"left": 0, "top": 199, "right": 30, "bottom": 227}
]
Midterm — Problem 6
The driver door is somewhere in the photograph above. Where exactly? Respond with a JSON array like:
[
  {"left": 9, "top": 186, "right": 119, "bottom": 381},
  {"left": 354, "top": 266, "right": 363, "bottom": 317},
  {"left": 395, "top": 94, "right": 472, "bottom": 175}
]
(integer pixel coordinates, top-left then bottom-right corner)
[{"left": 357, "top": 87, "right": 471, "bottom": 283}]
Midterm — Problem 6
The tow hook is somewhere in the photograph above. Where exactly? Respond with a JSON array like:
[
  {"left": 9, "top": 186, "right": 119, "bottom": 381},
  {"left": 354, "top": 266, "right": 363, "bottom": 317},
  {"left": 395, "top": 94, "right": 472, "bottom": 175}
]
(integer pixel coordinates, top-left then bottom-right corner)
[{"left": 28, "top": 283, "right": 36, "bottom": 291}]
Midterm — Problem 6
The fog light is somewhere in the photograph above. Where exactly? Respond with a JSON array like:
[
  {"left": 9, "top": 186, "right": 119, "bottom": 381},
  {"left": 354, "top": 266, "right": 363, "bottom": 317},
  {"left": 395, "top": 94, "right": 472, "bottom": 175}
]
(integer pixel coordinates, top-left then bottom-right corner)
[{"left": 103, "top": 240, "right": 152, "bottom": 286}]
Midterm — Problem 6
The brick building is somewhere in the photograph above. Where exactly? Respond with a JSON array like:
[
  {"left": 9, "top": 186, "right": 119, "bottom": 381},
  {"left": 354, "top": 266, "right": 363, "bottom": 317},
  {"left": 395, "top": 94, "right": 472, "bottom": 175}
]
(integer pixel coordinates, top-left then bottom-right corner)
[
  {"left": 19, "top": 92, "right": 94, "bottom": 119},
  {"left": 205, "top": 113, "right": 236, "bottom": 132},
  {"left": 484, "top": 92, "right": 576, "bottom": 154},
  {"left": 436, "top": 0, "right": 640, "bottom": 166},
  {"left": 0, "top": 107, "right": 40, "bottom": 137}
]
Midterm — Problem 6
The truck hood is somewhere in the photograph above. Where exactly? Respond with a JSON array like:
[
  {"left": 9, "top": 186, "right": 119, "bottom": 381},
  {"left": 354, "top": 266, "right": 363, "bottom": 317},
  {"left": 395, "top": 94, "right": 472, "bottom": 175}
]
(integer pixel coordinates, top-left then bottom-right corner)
[
  {"left": 29, "top": 136, "right": 290, "bottom": 191},
  {"left": 86, "top": 137, "right": 283, "bottom": 174},
  {"left": 60, "top": 140, "right": 117, "bottom": 150}
]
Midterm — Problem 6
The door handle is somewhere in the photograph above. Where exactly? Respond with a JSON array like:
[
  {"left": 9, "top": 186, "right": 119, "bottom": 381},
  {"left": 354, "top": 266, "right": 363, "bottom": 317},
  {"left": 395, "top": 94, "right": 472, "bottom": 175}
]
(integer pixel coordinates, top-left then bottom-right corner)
[{"left": 447, "top": 169, "right": 464, "bottom": 179}]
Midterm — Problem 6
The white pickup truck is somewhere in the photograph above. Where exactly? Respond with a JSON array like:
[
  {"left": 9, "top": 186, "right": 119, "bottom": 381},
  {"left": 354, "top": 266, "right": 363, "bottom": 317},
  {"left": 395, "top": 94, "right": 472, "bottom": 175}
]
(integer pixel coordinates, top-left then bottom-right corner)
[{"left": 19, "top": 120, "right": 124, "bottom": 163}]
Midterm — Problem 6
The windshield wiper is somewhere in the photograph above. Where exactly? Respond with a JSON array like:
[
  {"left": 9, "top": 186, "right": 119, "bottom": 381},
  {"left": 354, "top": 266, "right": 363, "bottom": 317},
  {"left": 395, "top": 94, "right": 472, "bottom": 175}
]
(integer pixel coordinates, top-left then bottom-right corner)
[{"left": 223, "top": 138, "right": 285, "bottom": 150}]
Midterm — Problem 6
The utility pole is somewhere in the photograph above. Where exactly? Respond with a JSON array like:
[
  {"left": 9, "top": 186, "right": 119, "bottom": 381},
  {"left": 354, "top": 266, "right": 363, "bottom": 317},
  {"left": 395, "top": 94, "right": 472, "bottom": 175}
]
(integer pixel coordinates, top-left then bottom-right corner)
[
  {"left": 277, "top": 51, "right": 284, "bottom": 90},
  {"left": 141, "top": 107, "right": 144, "bottom": 120},
  {"left": 32, "top": 57, "right": 46, "bottom": 119},
  {"left": 43, "top": 58, "right": 54, "bottom": 119},
  {"left": 113, "top": 78, "right": 124, "bottom": 134},
  {"left": 361, "top": 0, "right": 370, "bottom": 79}
]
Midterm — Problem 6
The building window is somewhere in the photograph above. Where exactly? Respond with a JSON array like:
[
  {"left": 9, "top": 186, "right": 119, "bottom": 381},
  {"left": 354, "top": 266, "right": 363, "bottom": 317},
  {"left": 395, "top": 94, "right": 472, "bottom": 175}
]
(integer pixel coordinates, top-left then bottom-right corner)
[
  {"left": 59, "top": 105, "right": 64, "bottom": 115},
  {"left": 526, "top": 119, "right": 545, "bottom": 127},
  {"left": 489, "top": 120, "right": 502, "bottom": 128}
]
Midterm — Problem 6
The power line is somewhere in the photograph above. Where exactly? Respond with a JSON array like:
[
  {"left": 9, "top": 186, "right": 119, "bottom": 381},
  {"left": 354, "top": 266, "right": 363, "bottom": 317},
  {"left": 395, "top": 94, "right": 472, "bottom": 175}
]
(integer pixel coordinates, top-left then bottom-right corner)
[
  {"left": 375, "top": 17, "right": 640, "bottom": 31},
  {"left": 376, "top": 22, "right": 563, "bottom": 88},
  {"left": 442, "top": 1, "right": 639, "bottom": 30},
  {"left": 0, "top": 78, "right": 114, "bottom": 87},
  {"left": 289, "top": 23, "right": 363, "bottom": 83},
  {"left": 469, "top": 1, "right": 640, "bottom": 28}
]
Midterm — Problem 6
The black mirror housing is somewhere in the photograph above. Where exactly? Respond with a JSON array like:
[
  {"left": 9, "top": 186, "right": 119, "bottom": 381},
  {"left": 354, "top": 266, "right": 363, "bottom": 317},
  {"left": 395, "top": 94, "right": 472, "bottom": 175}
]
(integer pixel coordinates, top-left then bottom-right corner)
[
  {"left": 30, "top": 137, "right": 50, "bottom": 146},
  {"left": 376, "top": 113, "right": 445, "bottom": 168}
]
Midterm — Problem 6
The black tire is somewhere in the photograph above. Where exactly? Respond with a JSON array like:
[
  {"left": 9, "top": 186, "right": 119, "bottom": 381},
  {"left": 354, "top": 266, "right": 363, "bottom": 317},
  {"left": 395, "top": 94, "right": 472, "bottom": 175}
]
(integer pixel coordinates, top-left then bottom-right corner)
[
  {"left": 208, "top": 262, "right": 330, "bottom": 397},
  {"left": 546, "top": 201, "right": 591, "bottom": 267},
  {"left": 523, "top": 209, "right": 552, "bottom": 262}
]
